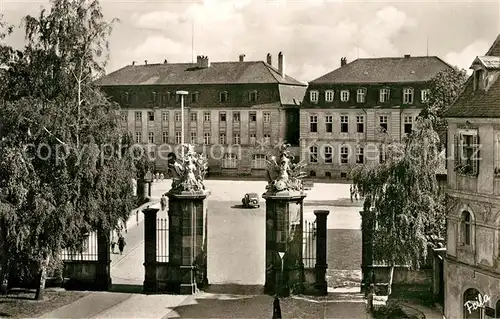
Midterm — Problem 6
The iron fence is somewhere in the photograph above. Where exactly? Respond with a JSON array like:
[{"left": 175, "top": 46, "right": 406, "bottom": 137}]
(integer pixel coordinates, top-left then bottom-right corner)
[
  {"left": 61, "top": 231, "right": 98, "bottom": 261},
  {"left": 303, "top": 219, "right": 317, "bottom": 268},
  {"left": 157, "top": 218, "right": 169, "bottom": 262}
]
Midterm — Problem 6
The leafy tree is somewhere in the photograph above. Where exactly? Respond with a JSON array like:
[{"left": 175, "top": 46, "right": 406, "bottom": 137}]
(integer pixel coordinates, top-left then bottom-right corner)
[
  {"left": 352, "top": 117, "right": 444, "bottom": 295},
  {"left": 420, "top": 67, "right": 468, "bottom": 147},
  {"left": 0, "top": 0, "right": 138, "bottom": 299}
]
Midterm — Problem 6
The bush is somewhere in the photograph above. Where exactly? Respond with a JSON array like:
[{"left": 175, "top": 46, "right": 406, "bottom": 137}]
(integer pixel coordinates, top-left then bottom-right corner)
[{"left": 372, "top": 303, "right": 421, "bottom": 319}]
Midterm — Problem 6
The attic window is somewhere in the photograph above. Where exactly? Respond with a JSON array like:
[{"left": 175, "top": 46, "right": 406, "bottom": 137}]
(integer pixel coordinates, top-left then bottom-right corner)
[
  {"left": 249, "top": 90, "right": 258, "bottom": 103},
  {"left": 151, "top": 91, "right": 157, "bottom": 103},
  {"left": 220, "top": 91, "right": 228, "bottom": 103},
  {"left": 191, "top": 92, "right": 199, "bottom": 103},
  {"left": 474, "top": 69, "right": 486, "bottom": 91},
  {"left": 122, "top": 92, "right": 130, "bottom": 104}
]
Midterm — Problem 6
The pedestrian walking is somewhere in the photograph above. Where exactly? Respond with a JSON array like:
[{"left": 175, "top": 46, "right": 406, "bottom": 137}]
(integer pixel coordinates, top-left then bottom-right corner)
[
  {"left": 354, "top": 187, "right": 358, "bottom": 201},
  {"left": 367, "top": 283, "right": 375, "bottom": 313},
  {"left": 160, "top": 173, "right": 164, "bottom": 181},
  {"left": 118, "top": 234, "right": 126, "bottom": 255},
  {"left": 350, "top": 185, "right": 354, "bottom": 203},
  {"left": 272, "top": 297, "right": 282, "bottom": 319},
  {"left": 110, "top": 231, "right": 116, "bottom": 254}
]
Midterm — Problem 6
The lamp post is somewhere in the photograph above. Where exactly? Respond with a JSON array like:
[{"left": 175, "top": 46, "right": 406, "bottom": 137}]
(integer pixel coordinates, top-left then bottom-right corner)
[{"left": 176, "top": 90, "right": 189, "bottom": 156}]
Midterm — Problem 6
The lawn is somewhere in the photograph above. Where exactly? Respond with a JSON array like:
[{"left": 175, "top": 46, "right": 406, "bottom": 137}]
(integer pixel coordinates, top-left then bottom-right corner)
[{"left": 0, "top": 288, "right": 87, "bottom": 318}]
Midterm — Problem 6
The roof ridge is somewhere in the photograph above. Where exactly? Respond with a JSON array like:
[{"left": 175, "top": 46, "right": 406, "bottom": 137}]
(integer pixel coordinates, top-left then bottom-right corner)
[
  {"left": 485, "top": 33, "right": 500, "bottom": 56},
  {"left": 263, "top": 61, "right": 284, "bottom": 83}
]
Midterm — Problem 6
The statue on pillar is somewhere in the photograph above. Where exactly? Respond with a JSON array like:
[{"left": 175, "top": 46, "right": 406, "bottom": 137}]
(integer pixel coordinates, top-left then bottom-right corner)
[
  {"left": 170, "top": 144, "right": 208, "bottom": 194},
  {"left": 266, "top": 144, "right": 307, "bottom": 193}
]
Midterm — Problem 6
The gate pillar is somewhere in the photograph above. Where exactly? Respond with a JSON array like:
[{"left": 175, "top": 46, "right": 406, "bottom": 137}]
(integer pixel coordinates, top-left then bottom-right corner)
[
  {"left": 263, "top": 190, "right": 307, "bottom": 296},
  {"left": 360, "top": 210, "right": 375, "bottom": 295},
  {"left": 96, "top": 227, "right": 111, "bottom": 291},
  {"left": 143, "top": 207, "right": 159, "bottom": 293},
  {"left": 314, "top": 210, "right": 329, "bottom": 296},
  {"left": 166, "top": 190, "right": 209, "bottom": 294}
]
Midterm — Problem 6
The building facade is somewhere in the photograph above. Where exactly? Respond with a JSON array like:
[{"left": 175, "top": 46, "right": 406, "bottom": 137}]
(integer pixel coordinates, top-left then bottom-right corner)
[
  {"left": 444, "top": 35, "right": 500, "bottom": 319},
  {"left": 97, "top": 53, "right": 307, "bottom": 176},
  {"left": 300, "top": 55, "right": 453, "bottom": 179}
]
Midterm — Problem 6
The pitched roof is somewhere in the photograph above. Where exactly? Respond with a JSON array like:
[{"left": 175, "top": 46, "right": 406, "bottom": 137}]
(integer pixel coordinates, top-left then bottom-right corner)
[
  {"left": 472, "top": 56, "right": 500, "bottom": 69},
  {"left": 445, "top": 34, "right": 500, "bottom": 118},
  {"left": 311, "top": 56, "right": 453, "bottom": 84},
  {"left": 96, "top": 61, "right": 306, "bottom": 87}
]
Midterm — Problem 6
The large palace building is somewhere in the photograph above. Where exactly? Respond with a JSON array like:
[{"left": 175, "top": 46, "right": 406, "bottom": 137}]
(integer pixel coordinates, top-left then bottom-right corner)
[
  {"left": 299, "top": 55, "right": 453, "bottom": 179},
  {"left": 97, "top": 53, "right": 307, "bottom": 176}
]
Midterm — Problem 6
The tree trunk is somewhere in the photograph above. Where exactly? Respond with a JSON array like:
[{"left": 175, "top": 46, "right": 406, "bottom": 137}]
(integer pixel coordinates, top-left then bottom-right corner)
[
  {"left": 388, "top": 265, "right": 394, "bottom": 296},
  {"left": 0, "top": 223, "right": 8, "bottom": 295},
  {"left": 34, "top": 255, "right": 50, "bottom": 300}
]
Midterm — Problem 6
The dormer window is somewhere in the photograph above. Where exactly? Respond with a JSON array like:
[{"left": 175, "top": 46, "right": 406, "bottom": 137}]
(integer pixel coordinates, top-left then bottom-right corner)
[
  {"left": 340, "top": 90, "right": 350, "bottom": 102},
  {"left": 356, "top": 88, "right": 367, "bottom": 103},
  {"left": 151, "top": 91, "right": 157, "bottom": 103},
  {"left": 325, "top": 90, "right": 334, "bottom": 102},
  {"left": 474, "top": 69, "right": 485, "bottom": 91},
  {"left": 310, "top": 90, "right": 319, "bottom": 103},
  {"left": 379, "top": 88, "right": 390, "bottom": 103},
  {"left": 403, "top": 87, "right": 414, "bottom": 104},
  {"left": 122, "top": 92, "right": 130, "bottom": 104},
  {"left": 249, "top": 90, "right": 258, "bottom": 103},
  {"left": 220, "top": 91, "right": 228, "bottom": 103},
  {"left": 191, "top": 92, "right": 199, "bottom": 103},
  {"left": 421, "top": 89, "right": 430, "bottom": 103}
]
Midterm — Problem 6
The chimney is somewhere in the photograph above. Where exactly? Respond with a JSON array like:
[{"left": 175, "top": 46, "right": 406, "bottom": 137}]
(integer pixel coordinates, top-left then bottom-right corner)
[
  {"left": 278, "top": 52, "right": 285, "bottom": 78},
  {"left": 239, "top": 54, "right": 246, "bottom": 62},
  {"left": 164, "top": 59, "right": 168, "bottom": 64},
  {"left": 266, "top": 53, "right": 272, "bottom": 65},
  {"left": 197, "top": 55, "right": 210, "bottom": 68},
  {"left": 341, "top": 57, "right": 347, "bottom": 67},
  {"left": 132, "top": 61, "right": 136, "bottom": 66},
  {"left": 145, "top": 60, "right": 148, "bottom": 65},
  {"left": 404, "top": 54, "right": 411, "bottom": 58}
]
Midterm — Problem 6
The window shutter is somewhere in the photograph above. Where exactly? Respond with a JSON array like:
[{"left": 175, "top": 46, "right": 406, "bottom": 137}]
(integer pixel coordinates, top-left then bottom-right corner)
[
  {"left": 472, "top": 134, "right": 479, "bottom": 176},
  {"left": 454, "top": 134, "right": 460, "bottom": 168}
]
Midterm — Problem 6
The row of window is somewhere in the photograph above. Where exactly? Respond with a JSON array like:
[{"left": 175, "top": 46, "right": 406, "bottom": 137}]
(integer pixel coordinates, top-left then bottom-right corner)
[
  {"left": 310, "top": 114, "right": 414, "bottom": 134},
  {"left": 221, "top": 154, "right": 267, "bottom": 169},
  {"left": 122, "top": 90, "right": 260, "bottom": 105},
  {"left": 135, "top": 131, "right": 272, "bottom": 145},
  {"left": 309, "top": 88, "right": 430, "bottom": 105},
  {"left": 308, "top": 145, "right": 385, "bottom": 164},
  {"left": 123, "top": 111, "right": 270, "bottom": 123}
]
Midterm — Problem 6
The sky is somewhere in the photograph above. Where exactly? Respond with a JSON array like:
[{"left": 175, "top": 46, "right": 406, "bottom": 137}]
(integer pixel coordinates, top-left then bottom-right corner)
[{"left": 1, "top": 0, "right": 500, "bottom": 82}]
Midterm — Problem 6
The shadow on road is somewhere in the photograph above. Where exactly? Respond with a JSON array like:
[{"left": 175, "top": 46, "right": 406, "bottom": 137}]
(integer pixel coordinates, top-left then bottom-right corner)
[
  {"left": 202, "top": 284, "right": 265, "bottom": 295},
  {"left": 230, "top": 205, "right": 260, "bottom": 209},
  {"left": 109, "top": 284, "right": 143, "bottom": 294}
]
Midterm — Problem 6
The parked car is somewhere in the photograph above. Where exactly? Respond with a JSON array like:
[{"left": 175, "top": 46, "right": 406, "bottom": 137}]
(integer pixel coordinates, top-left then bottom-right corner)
[{"left": 242, "top": 193, "right": 260, "bottom": 208}]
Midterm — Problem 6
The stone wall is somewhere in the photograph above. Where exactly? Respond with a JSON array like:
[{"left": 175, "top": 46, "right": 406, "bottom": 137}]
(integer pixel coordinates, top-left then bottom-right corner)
[{"left": 63, "top": 261, "right": 99, "bottom": 290}]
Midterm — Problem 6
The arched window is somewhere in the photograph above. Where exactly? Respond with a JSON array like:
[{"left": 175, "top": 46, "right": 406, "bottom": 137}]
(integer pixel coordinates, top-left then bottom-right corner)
[
  {"left": 463, "top": 288, "right": 482, "bottom": 319},
  {"left": 324, "top": 145, "right": 333, "bottom": 164},
  {"left": 222, "top": 153, "right": 238, "bottom": 168},
  {"left": 252, "top": 154, "right": 267, "bottom": 169},
  {"left": 461, "top": 211, "right": 473, "bottom": 246},
  {"left": 495, "top": 299, "right": 500, "bottom": 318}
]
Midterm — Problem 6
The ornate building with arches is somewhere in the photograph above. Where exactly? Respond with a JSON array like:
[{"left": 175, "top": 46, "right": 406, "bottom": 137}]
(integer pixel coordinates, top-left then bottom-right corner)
[{"left": 444, "top": 34, "right": 500, "bottom": 319}]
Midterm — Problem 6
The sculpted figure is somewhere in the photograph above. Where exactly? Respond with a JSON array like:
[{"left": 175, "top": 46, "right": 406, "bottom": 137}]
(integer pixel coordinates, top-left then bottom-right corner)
[
  {"left": 170, "top": 144, "right": 207, "bottom": 193},
  {"left": 265, "top": 143, "right": 306, "bottom": 193}
]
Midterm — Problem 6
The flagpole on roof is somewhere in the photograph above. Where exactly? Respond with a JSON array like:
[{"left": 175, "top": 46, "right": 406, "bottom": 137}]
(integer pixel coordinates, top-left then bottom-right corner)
[{"left": 191, "top": 19, "right": 195, "bottom": 63}]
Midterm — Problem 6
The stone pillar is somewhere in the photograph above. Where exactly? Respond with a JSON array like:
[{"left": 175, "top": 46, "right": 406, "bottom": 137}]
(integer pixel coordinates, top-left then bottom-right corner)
[
  {"left": 137, "top": 179, "right": 148, "bottom": 200},
  {"left": 263, "top": 190, "right": 307, "bottom": 296},
  {"left": 360, "top": 210, "right": 374, "bottom": 295},
  {"left": 143, "top": 207, "right": 159, "bottom": 293},
  {"left": 167, "top": 190, "right": 209, "bottom": 294},
  {"left": 314, "top": 210, "right": 329, "bottom": 296},
  {"left": 96, "top": 227, "right": 111, "bottom": 291}
]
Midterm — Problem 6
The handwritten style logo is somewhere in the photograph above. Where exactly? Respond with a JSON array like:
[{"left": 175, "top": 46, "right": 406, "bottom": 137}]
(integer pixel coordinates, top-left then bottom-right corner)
[{"left": 464, "top": 293, "right": 490, "bottom": 314}]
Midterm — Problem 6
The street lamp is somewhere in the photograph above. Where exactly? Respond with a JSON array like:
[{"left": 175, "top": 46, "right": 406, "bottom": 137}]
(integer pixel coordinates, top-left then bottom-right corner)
[{"left": 176, "top": 90, "right": 189, "bottom": 156}]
